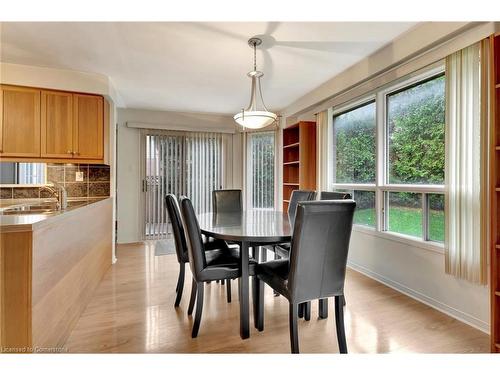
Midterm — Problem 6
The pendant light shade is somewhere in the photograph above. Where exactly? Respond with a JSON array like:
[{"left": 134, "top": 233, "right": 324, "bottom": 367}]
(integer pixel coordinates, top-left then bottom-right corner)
[
  {"left": 234, "top": 110, "right": 277, "bottom": 129},
  {"left": 234, "top": 38, "right": 277, "bottom": 130}
]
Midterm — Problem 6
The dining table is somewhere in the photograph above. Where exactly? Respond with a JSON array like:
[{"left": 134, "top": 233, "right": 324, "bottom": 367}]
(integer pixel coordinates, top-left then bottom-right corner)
[{"left": 197, "top": 210, "right": 292, "bottom": 339}]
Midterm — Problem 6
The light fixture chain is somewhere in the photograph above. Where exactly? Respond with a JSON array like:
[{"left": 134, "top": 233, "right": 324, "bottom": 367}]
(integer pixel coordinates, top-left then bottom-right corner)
[{"left": 253, "top": 42, "right": 257, "bottom": 72}]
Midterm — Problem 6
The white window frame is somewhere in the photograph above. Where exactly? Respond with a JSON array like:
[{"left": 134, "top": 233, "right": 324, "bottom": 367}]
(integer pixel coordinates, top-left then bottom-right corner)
[
  {"left": 329, "top": 64, "right": 446, "bottom": 253},
  {"left": 245, "top": 130, "right": 278, "bottom": 211}
]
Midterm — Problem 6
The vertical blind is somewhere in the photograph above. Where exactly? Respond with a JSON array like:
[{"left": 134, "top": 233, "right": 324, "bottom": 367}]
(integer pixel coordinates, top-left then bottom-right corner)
[
  {"left": 249, "top": 131, "right": 275, "bottom": 209},
  {"left": 144, "top": 131, "right": 223, "bottom": 239}
]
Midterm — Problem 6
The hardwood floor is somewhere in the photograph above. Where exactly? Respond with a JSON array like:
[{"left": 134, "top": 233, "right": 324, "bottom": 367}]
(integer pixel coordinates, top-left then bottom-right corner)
[{"left": 63, "top": 242, "right": 489, "bottom": 353}]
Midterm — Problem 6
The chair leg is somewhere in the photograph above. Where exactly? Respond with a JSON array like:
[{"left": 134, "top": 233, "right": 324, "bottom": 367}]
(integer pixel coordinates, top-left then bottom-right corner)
[
  {"left": 174, "top": 263, "right": 185, "bottom": 307},
  {"left": 298, "top": 302, "right": 304, "bottom": 318},
  {"left": 273, "top": 250, "right": 280, "bottom": 297},
  {"left": 252, "top": 276, "right": 264, "bottom": 331},
  {"left": 187, "top": 278, "right": 197, "bottom": 315},
  {"left": 221, "top": 279, "right": 225, "bottom": 285},
  {"left": 289, "top": 303, "right": 299, "bottom": 354},
  {"left": 304, "top": 301, "right": 311, "bottom": 321},
  {"left": 226, "top": 279, "right": 232, "bottom": 303},
  {"left": 334, "top": 295, "right": 348, "bottom": 354},
  {"left": 192, "top": 282, "right": 204, "bottom": 338},
  {"left": 342, "top": 295, "right": 346, "bottom": 306},
  {"left": 319, "top": 298, "right": 328, "bottom": 319}
]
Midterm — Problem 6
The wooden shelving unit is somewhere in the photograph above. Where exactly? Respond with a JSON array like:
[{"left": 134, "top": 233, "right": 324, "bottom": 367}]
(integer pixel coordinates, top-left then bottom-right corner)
[
  {"left": 490, "top": 33, "right": 500, "bottom": 353},
  {"left": 282, "top": 121, "right": 316, "bottom": 212}
]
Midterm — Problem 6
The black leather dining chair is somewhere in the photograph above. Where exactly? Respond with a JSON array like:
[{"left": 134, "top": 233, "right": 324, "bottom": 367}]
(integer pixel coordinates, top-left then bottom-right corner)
[
  {"left": 180, "top": 196, "right": 257, "bottom": 338},
  {"left": 272, "top": 190, "right": 316, "bottom": 259},
  {"left": 253, "top": 200, "right": 356, "bottom": 353},
  {"left": 165, "top": 194, "right": 233, "bottom": 308},
  {"left": 268, "top": 190, "right": 316, "bottom": 317},
  {"left": 212, "top": 189, "right": 242, "bottom": 214},
  {"left": 318, "top": 191, "right": 352, "bottom": 200},
  {"left": 212, "top": 189, "right": 243, "bottom": 287},
  {"left": 316, "top": 191, "right": 352, "bottom": 317}
]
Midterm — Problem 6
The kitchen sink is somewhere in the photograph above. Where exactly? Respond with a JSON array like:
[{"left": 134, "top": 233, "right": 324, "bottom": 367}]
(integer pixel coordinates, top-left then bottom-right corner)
[{"left": 1, "top": 200, "right": 87, "bottom": 215}]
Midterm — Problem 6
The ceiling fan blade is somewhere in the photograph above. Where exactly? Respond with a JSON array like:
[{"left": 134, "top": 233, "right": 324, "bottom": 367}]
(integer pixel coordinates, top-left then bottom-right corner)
[
  {"left": 190, "top": 23, "right": 246, "bottom": 41},
  {"left": 264, "top": 22, "right": 280, "bottom": 35},
  {"left": 261, "top": 49, "right": 274, "bottom": 80},
  {"left": 275, "top": 40, "right": 382, "bottom": 53}
]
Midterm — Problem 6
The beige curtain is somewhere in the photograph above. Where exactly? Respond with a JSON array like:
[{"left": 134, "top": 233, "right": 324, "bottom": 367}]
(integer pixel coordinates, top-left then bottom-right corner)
[
  {"left": 444, "top": 40, "right": 489, "bottom": 284},
  {"left": 316, "top": 110, "right": 329, "bottom": 191}
]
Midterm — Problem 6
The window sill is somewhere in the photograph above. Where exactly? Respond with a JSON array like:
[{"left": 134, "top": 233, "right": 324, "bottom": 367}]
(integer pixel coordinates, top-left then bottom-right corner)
[{"left": 352, "top": 225, "right": 445, "bottom": 255}]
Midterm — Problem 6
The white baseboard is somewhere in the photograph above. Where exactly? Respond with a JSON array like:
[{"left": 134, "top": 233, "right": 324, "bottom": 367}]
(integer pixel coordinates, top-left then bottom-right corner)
[{"left": 347, "top": 261, "right": 490, "bottom": 334}]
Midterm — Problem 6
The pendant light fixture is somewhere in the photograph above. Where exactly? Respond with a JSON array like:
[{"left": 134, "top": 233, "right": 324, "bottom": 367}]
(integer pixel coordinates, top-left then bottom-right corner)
[{"left": 234, "top": 37, "right": 277, "bottom": 129}]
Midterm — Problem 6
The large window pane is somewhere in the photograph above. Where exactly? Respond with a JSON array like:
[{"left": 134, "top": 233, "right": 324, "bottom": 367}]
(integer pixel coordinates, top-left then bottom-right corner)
[
  {"left": 428, "top": 193, "right": 445, "bottom": 242},
  {"left": 387, "top": 74, "right": 445, "bottom": 184},
  {"left": 250, "top": 132, "right": 275, "bottom": 209},
  {"left": 387, "top": 192, "right": 422, "bottom": 238},
  {"left": 352, "top": 190, "right": 376, "bottom": 227},
  {"left": 333, "top": 101, "right": 376, "bottom": 183}
]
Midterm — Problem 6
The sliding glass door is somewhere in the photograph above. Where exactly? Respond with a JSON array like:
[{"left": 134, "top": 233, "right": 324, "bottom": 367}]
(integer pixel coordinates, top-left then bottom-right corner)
[{"left": 143, "top": 131, "right": 224, "bottom": 239}]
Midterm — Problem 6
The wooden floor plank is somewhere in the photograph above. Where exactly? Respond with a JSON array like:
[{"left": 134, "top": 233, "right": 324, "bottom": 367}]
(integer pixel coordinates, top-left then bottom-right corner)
[{"left": 63, "top": 242, "right": 489, "bottom": 353}]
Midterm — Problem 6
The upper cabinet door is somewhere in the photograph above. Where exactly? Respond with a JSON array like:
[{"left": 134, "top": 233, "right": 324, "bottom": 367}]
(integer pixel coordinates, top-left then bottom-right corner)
[
  {"left": 0, "top": 85, "right": 41, "bottom": 157},
  {"left": 73, "top": 94, "right": 104, "bottom": 160},
  {"left": 41, "top": 90, "right": 73, "bottom": 158}
]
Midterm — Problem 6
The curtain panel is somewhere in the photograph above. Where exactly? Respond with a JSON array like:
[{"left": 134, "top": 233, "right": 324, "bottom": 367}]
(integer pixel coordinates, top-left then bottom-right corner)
[
  {"left": 316, "top": 110, "right": 330, "bottom": 191},
  {"left": 444, "top": 41, "right": 489, "bottom": 285}
]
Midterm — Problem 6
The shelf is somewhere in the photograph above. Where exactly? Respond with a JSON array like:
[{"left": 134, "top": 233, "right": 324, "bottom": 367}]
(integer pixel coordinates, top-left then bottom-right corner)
[
  {"left": 496, "top": 291, "right": 500, "bottom": 297},
  {"left": 496, "top": 343, "right": 500, "bottom": 350},
  {"left": 283, "top": 200, "right": 290, "bottom": 203},
  {"left": 496, "top": 188, "right": 500, "bottom": 192},
  {"left": 496, "top": 83, "right": 500, "bottom": 89},
  {"left": 496, "top": 244, "right": 500, "bottom": 250},
  {"left": 283, "top": 161, "right": 299, "bottom": 166},
  {"left": 283, "top": 182, "right": 299, "bottom": 186},
  {"left": 495, "top": 146, "right": 500, "bottom": 151},
  {"left": 283, "top": 142, "right": 300, "bottom": 149}
]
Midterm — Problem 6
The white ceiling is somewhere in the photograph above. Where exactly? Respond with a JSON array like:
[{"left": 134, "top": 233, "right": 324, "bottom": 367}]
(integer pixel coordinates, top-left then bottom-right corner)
[{"left": 0, "top": 22, "right": 417, "bottom": 114}]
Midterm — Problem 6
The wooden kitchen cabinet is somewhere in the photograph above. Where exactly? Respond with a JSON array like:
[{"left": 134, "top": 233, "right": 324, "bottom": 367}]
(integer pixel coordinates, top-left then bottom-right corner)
[
  {"left": 41, "top": 90, "right": 74, "bottom": 158},
  {"left": 0, "top": 85, "right": 108, "bottom": 164},
  {"left": 0, "top": 85, "right": 41, "bottom": 158},
  {"left": 73, "top": 94, "right": 104, "bottom": 160}
]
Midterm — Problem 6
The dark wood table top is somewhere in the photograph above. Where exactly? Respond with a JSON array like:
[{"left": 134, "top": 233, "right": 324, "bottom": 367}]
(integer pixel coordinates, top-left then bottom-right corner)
[{"left": 197, "top": 210, "right": 292, "bottom": 243}]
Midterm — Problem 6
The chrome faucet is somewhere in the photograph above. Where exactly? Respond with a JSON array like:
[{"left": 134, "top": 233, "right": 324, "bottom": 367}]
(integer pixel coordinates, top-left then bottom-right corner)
[{"left": 39, "top": 184, "right": 67, "bottom": 210}]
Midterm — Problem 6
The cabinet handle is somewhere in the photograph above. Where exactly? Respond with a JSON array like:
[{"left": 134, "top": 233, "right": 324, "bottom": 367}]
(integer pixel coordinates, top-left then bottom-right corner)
[{"left": 67, "top": 150, "right": 72, "bottom": 154}]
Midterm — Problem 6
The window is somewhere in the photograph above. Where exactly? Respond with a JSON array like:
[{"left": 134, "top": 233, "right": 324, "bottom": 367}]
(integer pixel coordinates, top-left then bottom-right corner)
[
  {"left": 387, "top": 75, "right": 445, "bottom": 185},
  {"left": 333, "top": 101, "right": 376, "bottom": 184},
  {"left": 247, "top": 131, "right": 276, "bottom": 210},
  {"left": 331, "top": 100, "right": 376, "bottom": 228},
  {"left": 330, "top": 67, "right": 445, "bottom": 245}
]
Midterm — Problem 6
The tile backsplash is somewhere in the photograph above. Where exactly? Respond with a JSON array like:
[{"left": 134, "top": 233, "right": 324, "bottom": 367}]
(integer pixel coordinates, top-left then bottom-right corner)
[{"left": 0, "top": 164, "right": 110, "bottom": 200}]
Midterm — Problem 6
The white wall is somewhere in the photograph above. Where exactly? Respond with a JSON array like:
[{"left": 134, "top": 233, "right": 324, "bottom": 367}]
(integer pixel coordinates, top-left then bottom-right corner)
[
  {"left": 116, "top": 108, "right": 243, "bottom": 244},
  {"left": 348, "top": 230, "right": 489, "bottom": 332},
  {"left": 279, "top": 22, "right": 495, "bottom": 332}
]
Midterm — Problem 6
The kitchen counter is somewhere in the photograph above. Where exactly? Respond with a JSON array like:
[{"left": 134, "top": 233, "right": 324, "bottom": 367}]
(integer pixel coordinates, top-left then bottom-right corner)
[
  {"left": 0, "top": 196, "right": 112, "bottom": 350},
  {"left": 0, "top": 197, "right": 110, "bottom": 232}
]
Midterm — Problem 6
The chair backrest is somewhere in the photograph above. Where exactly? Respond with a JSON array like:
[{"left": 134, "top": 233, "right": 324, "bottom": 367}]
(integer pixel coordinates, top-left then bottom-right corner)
[
  {"left": 288, "top": 190, "right": 317, "bottom": 227},
  {"left": 213, "top": 189, "right": 242, "bottom": 214},
  {"left": 319, "top": 191, "right": 352, "bottom": 200},
  {"left": 165, "top": 194, "right": 188, "bottom": 264},
  {"left": 179, "top": 196, "right": 207, "bottom": 281},
  {"left": 287, "top": 200, "right": 356, "bottom": 304}
]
